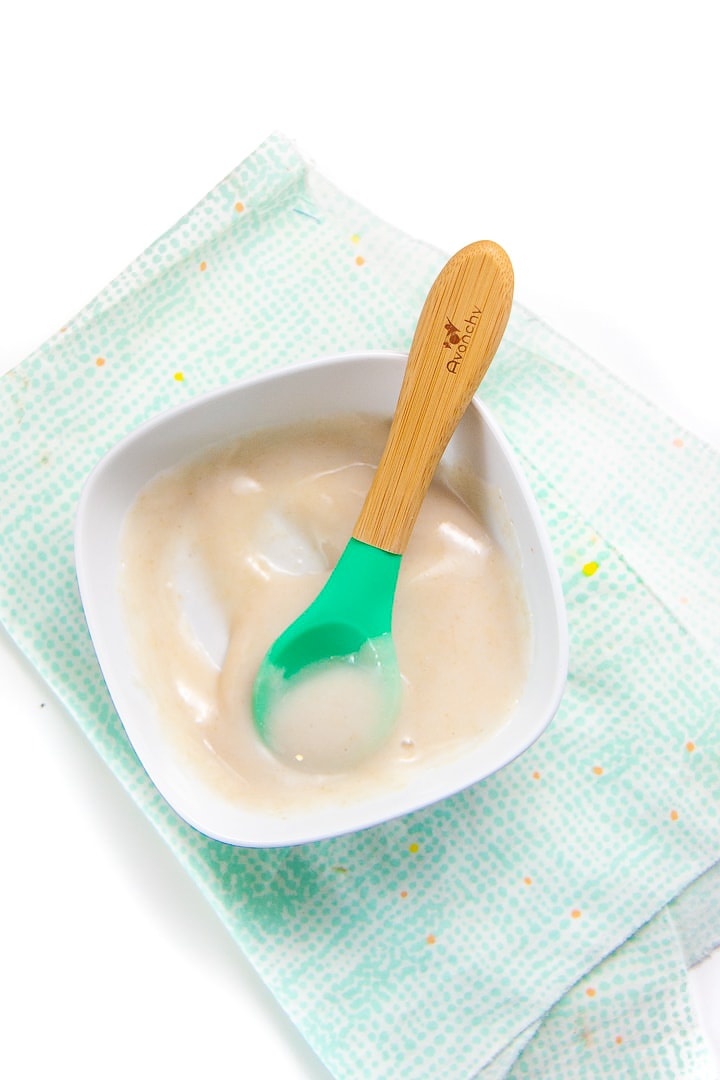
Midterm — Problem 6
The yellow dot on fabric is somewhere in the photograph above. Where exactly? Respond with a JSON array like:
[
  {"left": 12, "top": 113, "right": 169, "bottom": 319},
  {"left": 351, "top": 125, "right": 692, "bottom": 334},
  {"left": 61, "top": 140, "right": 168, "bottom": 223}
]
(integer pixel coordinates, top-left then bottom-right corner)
[
  {"left": 571, "top": 909, "right": 582, "bottom": 919},
  {"left": 426, "top": 934, "right": 436, "bottom": 945},
  {"left": 355, "top": 255, "right": 365, "bottom": 266},
  {"left": 408, "top": 842, "right": 419, "bottom": 854},
  {"left": 199, "top": 261, "right": 207, "bottom": 272},
  {"left": 582, "top": 561, "right": 599, "bottom": 576},
  {"left": 174, "top": 372, "right": 185, "bottom": 382},
  {"left": 585, "top": 987, "right": 596, "bottom": 998},
  {"left": 592, "top": 765, "right": 604, "bottom": 776},
  {"left": 95, "top": 357, "right": 106, "bottom": 367},
  {"left": 670, "top": 809, "right": 679, "bottom": 821},
  {"left": 234, "top": 201, "right": 245, "bottom": 212},
  {"left": 685, "top": 741, "right": 695, "bottom": 752},
  {"left": 351, "top": 233, "right": 360, "bottom": 243}
]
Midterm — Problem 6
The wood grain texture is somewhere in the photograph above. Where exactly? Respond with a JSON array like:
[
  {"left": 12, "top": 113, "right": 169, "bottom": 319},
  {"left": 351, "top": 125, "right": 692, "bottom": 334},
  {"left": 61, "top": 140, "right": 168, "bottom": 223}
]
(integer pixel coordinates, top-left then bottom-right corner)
[{"left": 353, "top": 240, "right": 514, "bottom": 553}]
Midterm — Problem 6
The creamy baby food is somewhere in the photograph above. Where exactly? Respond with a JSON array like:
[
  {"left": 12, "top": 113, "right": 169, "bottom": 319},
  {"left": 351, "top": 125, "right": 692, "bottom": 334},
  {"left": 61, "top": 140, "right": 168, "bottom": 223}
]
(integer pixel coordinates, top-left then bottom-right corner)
[
  {"left": 119, "top": 414, "right": 531, "bottom": 812},
  {"left": 261, "top": 644, "right": 398, "bottom": 772}
]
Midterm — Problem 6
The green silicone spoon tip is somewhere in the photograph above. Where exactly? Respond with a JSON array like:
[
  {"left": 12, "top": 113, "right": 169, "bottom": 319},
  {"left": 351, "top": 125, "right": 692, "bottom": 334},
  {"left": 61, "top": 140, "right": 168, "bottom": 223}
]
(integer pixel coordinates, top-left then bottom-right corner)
[{"left": 252, "top": 538, "right": 401, "bottom": 740}]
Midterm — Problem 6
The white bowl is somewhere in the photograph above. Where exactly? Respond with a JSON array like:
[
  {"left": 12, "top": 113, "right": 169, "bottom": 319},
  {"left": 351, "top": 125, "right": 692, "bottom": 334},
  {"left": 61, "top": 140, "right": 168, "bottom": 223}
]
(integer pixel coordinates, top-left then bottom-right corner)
[{"left": 75, "top": 352, "right": 568, "bottom": 846}]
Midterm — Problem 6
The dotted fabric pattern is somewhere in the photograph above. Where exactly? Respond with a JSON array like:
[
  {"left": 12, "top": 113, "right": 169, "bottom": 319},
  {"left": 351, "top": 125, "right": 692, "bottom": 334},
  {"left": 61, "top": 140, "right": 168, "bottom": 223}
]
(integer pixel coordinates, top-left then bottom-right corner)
[
  {"left": 1, "top": 134, "right": 718, "bottom": 1079},
  {"left": 504, "top": 910, "right": 710, "bottom": 1079}
]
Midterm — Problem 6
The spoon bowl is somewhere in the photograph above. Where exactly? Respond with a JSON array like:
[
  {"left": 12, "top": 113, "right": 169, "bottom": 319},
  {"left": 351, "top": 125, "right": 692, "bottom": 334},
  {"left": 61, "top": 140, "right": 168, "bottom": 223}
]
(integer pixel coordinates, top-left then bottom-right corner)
[{"left": 252, "top": 537, "right": 403, "bottom": 767}]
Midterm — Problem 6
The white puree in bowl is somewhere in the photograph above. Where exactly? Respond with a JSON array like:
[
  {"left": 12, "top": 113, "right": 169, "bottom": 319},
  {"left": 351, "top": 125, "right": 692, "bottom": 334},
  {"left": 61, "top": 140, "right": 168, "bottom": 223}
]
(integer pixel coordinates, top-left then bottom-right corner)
[
  {"left": 262, "top": 643, "right": 399, "bottom": 773},
  {"left": 119, "top": 414, "right": 531, "bottom": 812}
]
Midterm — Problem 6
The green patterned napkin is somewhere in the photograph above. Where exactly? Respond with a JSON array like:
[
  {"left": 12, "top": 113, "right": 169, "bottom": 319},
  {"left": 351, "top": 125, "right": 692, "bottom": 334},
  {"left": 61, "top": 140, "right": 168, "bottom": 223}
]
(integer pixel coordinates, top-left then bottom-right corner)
[{"left": 1, "top": 134, "right": 719, "bottom": 1078}]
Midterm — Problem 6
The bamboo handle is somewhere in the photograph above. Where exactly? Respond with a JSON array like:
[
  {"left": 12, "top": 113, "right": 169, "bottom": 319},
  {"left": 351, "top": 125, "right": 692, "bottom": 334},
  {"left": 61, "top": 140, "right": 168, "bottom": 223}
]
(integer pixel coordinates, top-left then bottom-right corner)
[{"left": 352, "top": 240, "right": 514, "bottom": 554}]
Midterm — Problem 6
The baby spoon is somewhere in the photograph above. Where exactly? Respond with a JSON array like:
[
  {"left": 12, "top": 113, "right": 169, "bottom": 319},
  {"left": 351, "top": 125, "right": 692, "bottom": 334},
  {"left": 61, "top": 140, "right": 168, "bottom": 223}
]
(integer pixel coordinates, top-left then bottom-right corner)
[{"left": 252, "top": 240, "right": 514, "bottom": 762}]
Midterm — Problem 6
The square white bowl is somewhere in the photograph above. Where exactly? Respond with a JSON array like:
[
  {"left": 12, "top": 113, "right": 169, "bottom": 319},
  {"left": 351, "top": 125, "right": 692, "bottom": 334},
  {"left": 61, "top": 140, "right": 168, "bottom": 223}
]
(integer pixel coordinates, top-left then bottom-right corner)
[{"left": 75, "top": 352, "right": 568, "bottom": 846}]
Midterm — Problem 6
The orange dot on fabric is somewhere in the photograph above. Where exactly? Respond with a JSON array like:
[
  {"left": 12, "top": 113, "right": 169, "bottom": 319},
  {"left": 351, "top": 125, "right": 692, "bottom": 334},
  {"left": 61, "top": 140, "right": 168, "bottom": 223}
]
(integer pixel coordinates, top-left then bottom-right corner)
[
  {"left": 673, "top": 437, "right": 684, "bottom": 448},
  {"left": 355, "top": 255, "right": 365, "bottom": 266},
  {"left": 426, "top": 934, "right": 436, "bottom": 945},
  {"left": 582, "top": 561, "right": 599, "bottom": 576},
  {"left": 95, "top": 357, "right": 106, "bottom": 367},
  {"left": 400, "top": 890, "right": 408, "bottom": 899},
  {"left": 408, "top": 842, "right": 419, "bottom": 854},
  {"left": 523, "top": 876, "right": 532, "bottom": 886},
  {"left": 234, "top": 201, "right": 245, "bottom": 212},
  {"left": 60, "top": 326, "right": 68, "bottom": 333},
  {"left": 585, "top": 987, "right": 596, "bottom": 998},
  {"left": 592, "top": 765, "right": 604, "bottom": 776},
  {"left": 685, "top": 741, "right": 695, "bottom": 752},
  {"left": 571, "top": 909, "right": 582, "bottom": 919},
  {"left": 615, "top": 1036, "right": 623, "bottom": 1045},
  {"left": 173, "top": 372, "right": 185, "bottom": 382},
  {"left": 199, "top": 261, "right": 207, "bottom": 272},
  {"left": 670, "top": 809, "right": 679, "bottom": 821},
  {"left": 532, "top": 770, "right": 541, "bottom": 780}
]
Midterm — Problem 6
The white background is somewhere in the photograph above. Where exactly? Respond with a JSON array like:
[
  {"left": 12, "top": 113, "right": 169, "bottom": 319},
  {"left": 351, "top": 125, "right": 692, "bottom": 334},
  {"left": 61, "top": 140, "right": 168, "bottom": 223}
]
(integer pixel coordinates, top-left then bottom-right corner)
[{"left": 1, "top": 2, "right": 718, "bottom": 1076}]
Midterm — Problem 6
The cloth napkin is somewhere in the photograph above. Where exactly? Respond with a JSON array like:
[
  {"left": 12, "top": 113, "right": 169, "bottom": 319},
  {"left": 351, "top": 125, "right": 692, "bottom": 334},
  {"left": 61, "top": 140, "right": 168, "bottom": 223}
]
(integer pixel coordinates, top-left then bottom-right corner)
[{"left": 1, "top": 133, "right": 719, "bottom": 1079}]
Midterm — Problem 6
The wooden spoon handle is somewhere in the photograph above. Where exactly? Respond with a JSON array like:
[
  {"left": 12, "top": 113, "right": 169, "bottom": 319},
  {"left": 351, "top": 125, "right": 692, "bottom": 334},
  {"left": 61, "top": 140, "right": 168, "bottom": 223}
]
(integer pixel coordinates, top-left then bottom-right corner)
[{"left": 352, "top": 240, "right": 514, "bottom": 554}]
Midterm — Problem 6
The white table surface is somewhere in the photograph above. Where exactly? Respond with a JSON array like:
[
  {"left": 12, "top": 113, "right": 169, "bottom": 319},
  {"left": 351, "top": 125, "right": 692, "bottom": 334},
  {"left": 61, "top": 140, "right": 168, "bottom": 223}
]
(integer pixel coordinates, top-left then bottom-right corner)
[{"left": 1, "top": 3, "right": 718, "bottom": 1076}]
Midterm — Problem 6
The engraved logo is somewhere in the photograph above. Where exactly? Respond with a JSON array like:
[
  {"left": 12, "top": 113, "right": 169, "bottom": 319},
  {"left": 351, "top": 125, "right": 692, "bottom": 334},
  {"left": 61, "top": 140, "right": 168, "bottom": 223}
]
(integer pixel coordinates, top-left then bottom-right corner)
[
  {"left": 443, "top": 321, "right": 461, "bottom": 348},
  {"left": 445, "top": 306, "right": 483, "bottom": 374}
]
